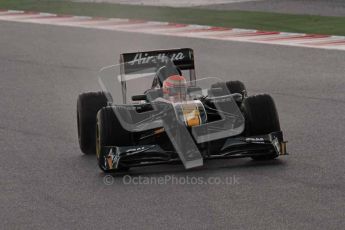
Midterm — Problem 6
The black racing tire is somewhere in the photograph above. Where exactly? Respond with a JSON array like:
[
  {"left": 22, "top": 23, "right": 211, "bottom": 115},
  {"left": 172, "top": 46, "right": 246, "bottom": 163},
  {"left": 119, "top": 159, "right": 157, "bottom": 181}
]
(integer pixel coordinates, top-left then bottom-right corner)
[
  {"left": 96, "top": 107, "right": 132, "bottom": 172},
  {"left": 241, "top": 94, "right": 281, "bottom": 161},
  {"left": 77, "top": 91, "right": 108, "bottom": 155},
  {"left": 211, "top": 80, "right": 247, "bottom": 95},
  {"left": 225, "top": 80, "right": 247, "bottom": 94}
]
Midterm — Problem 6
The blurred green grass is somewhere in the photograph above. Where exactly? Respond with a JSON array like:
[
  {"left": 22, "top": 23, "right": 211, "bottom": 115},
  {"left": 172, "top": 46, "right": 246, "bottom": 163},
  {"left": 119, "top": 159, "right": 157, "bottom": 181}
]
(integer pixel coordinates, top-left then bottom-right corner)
[{"left": 0, "top": 0, "right": 344, "bottom": 35}]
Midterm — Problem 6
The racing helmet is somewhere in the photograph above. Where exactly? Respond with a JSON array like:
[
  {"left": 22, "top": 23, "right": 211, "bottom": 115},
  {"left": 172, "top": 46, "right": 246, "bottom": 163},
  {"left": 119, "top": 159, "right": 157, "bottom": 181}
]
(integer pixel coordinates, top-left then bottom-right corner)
[{"left": 162, "top": 75, "right": 188, "bottom": 102}]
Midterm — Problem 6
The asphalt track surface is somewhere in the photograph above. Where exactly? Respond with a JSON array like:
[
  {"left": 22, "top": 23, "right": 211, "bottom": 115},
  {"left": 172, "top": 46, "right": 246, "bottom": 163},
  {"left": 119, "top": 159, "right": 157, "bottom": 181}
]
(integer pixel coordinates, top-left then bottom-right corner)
[{"left": 0, "top": 21, "right": 344, "bottom": 230}]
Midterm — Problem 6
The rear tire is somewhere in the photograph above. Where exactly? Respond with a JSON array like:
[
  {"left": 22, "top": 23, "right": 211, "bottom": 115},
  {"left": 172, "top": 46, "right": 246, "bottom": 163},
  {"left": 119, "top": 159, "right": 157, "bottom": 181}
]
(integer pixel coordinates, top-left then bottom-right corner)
[
  {"left": 77, "top": 91, "right": 108, "bottom": 154},
  {"left": 96, "top": 107, "right": 132, "bottom": 172},
  {"left": 211, "top": 80, "right": 247, "bottom": 96},
  {"left": 241, "top": 94, "right": 281, "bottom": 160},
  {"left": 226, "top": 80, "right": 247, "bottom": 94}
]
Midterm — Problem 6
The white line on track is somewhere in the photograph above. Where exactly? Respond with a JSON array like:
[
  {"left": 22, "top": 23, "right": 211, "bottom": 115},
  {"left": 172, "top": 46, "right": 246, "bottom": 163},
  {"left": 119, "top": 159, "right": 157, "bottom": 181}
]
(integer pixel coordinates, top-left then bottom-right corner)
[{"left": 0, "top": 10, "right": 344, "bottom": 51}]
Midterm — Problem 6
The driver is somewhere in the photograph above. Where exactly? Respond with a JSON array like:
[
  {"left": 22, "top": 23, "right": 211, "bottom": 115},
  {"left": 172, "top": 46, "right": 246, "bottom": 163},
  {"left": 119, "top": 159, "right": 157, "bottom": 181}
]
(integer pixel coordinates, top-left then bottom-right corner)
[{"left": 162, "top": 75, "right": 188, "bottom": 102}]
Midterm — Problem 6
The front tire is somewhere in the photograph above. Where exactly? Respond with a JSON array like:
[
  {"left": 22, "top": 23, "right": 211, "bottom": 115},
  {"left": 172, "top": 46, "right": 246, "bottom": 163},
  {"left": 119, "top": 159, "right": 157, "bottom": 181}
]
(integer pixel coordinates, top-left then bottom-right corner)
[
  {"left": 96, "top": 107, "right": 132, "bottom": 172},
  {"left": 241, "top": 94, "right": 281, "bottom": 160},
  {"left": 77, "top": 91, "right": 108, "bottom": 154}
]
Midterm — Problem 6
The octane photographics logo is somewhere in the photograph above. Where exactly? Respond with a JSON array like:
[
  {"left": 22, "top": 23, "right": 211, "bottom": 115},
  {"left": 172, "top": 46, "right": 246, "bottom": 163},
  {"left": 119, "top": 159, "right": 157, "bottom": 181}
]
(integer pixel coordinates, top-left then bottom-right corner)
[
  {"left": 103, "top": 175, "right": 240, "bottom": 186},
  {"left": 103, "top": 175, "right": 115, "bottom": 185}
]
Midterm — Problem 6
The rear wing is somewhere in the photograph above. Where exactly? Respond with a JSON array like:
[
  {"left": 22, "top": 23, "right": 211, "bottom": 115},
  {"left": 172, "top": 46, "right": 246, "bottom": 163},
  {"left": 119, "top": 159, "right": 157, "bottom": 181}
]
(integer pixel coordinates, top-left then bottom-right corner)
[
  {"left": 119, "top": 48, "right": 196, "bottom": 103},
  {"left": 120, "top": 48, "right": 195, "bottom": 74}
]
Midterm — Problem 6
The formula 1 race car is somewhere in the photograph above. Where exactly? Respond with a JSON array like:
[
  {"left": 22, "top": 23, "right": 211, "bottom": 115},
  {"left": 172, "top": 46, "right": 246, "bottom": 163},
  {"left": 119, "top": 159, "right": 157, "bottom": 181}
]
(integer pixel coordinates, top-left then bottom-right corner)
[{"left": 77, "top": 48, "right": 287, "bottom": 172}]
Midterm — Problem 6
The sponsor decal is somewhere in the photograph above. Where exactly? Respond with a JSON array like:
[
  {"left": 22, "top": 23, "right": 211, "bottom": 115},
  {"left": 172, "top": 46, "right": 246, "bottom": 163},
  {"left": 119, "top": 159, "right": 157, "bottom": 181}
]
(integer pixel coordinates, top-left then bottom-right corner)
[
  {"left": 129, "top": 52, "right": 185, "bottom": 65},
  {"left": 271, "top": 137, "right": 281, "bottom": 155},
  {"left": 180, "top": 103, "right": 201, "bottom": 127},
  {"left": 154, "top": 127, "right": 165, "bottom": 134},
  {"left": 107, "top": 148, "right": 120, "bottom": 169},
  {"left": 126, "top": 146, "right": 146, "bottom": 153},
  {"left": 245, "top": 137, "right": 265, "bottom": 144},
  {"left": 121, "top": 49, "right": 194, "bottom": 74},
  {"left": 124, "top": 146, "right": 156, "bottom": 156}
]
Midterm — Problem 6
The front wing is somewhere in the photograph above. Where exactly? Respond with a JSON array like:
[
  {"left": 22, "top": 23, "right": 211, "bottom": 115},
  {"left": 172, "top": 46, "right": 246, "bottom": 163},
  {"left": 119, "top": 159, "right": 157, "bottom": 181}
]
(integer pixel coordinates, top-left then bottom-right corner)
[{"left": 100, "top": 131, "right": 287, "bottom": 171}]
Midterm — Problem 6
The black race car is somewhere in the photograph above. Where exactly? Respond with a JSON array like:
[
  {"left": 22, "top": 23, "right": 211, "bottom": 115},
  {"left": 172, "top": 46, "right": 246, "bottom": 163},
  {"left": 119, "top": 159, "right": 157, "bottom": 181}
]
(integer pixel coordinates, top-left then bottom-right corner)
[{"left": 77, "top": 48, "right": 287, "bottom": 172}]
